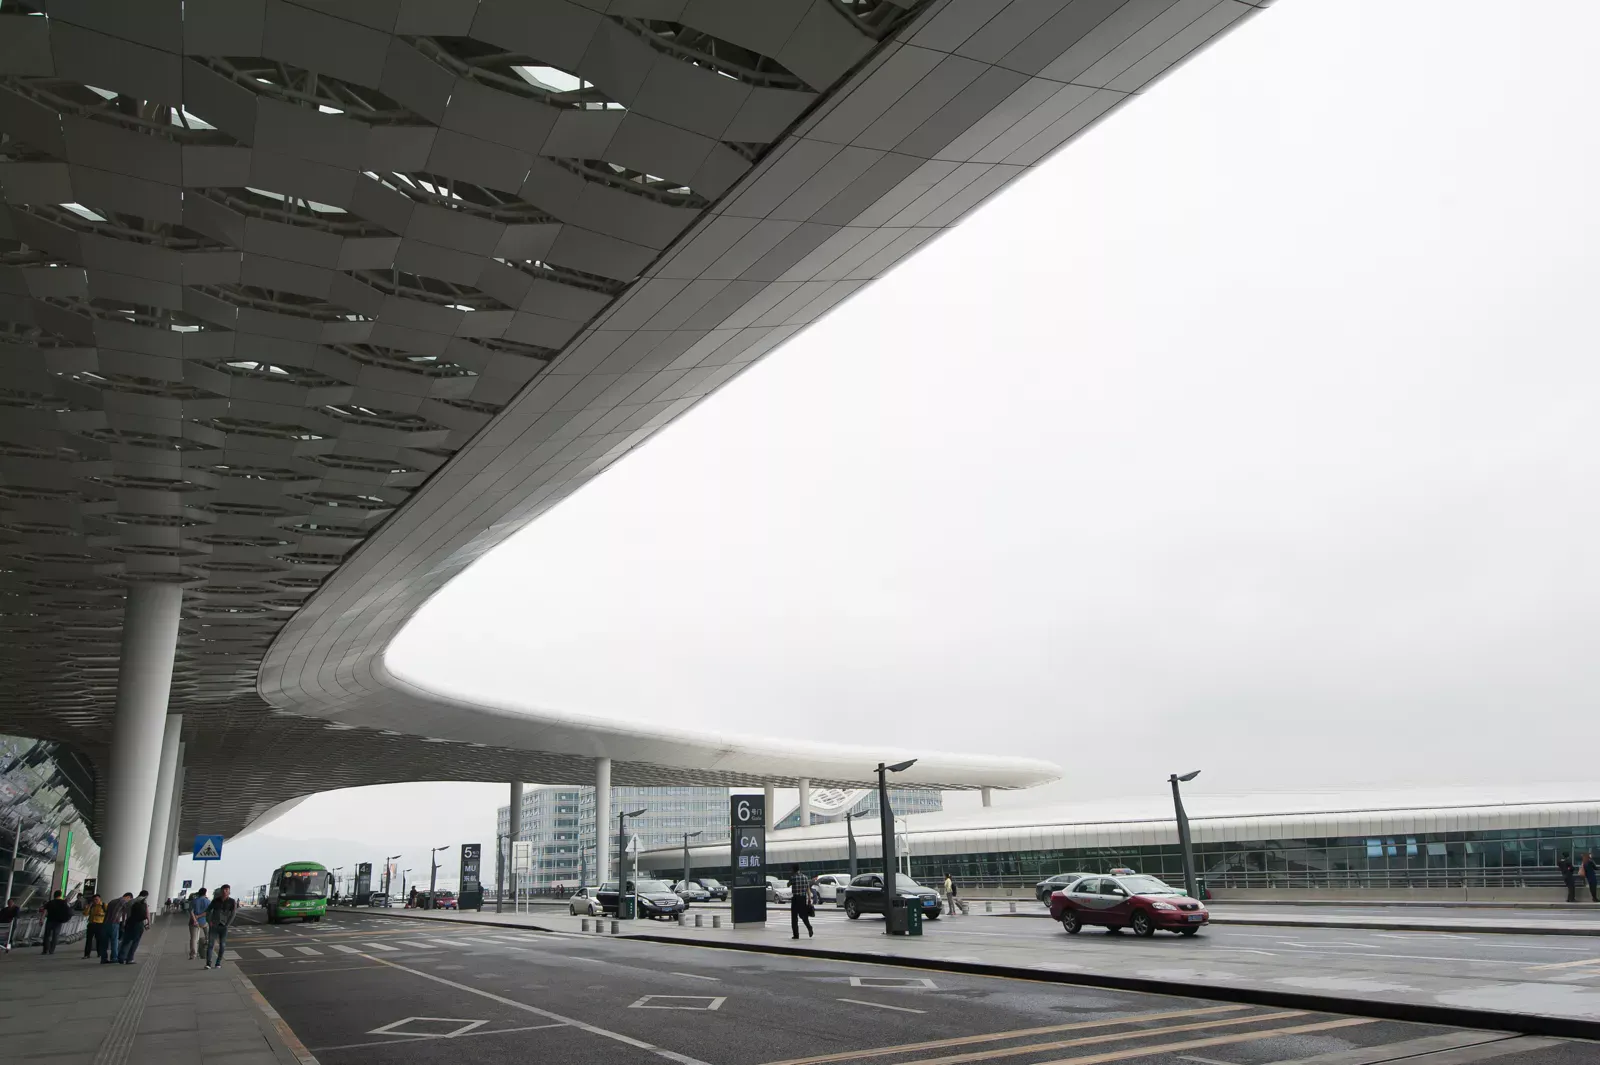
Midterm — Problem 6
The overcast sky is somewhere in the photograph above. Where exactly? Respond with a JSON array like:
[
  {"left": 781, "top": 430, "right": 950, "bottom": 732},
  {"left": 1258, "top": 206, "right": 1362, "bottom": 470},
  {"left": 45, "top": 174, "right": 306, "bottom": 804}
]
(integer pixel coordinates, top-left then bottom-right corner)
[{"left": 220, "top": 1, "right": 1600, "bottom": 890}]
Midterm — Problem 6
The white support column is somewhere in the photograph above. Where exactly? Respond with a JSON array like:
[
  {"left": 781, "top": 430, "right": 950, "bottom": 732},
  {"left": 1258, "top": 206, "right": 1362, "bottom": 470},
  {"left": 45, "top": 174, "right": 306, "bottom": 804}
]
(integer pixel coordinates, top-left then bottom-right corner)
[
  {"left": 96, "top": 582, "right": 182, "bottom": 897},
  {"left": 593, "top": 758, "right": 611, "bottom": 884},
  {"left": 981, "top": 787, "right": 993, "bottom": 808},
  {"left": 507, "top": 781, "right": 523, "bottom": 896},
  {"left": 764, "top": 785, "right": 776, "bottom": 830},
  {"left": 141, "top": 714, "right": 182, "bottom": 894},
  {"left": 160, "top": 752, "right": 184, "bottom": 898},
  {"left": 798, "top": 778, "right": 811, "bottom": 827}
]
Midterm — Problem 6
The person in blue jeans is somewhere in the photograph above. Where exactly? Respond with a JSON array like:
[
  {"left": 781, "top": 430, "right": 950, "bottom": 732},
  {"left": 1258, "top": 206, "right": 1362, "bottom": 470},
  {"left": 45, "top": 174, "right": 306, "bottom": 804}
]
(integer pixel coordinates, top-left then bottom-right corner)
[
  {"left": 187, "top": 888, "right": 209, "bottom": 961},
  {"left": 102, "top": 892, "right": 132, "bottom": 965},
  {"left": 204, "top": 885, "right": 237, "bottom": 969},
  {"left": 117, "top": 891, "right": 150, "bottom": 963}
]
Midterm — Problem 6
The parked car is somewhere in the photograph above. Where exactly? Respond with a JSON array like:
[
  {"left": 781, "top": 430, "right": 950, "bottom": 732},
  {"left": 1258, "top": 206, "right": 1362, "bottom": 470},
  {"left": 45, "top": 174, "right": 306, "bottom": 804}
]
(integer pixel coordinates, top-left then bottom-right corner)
[
  {"left": 812, "top": 873, "right": 851, "bottom": 902},
  {"left": 596, "top": 880, "right": 688, "bottom": 919},
  {"left": 1035, "top": 873, "right": 1091, "bottom": 905},
  {"left": 433, "top": 891, "right": 458, "bottom": 910},
  {"left": 765, "top": 876, "right": 792, "bottom": 904},
  {"left": 840, "top": 873, "right": 943, "bottom": 921},
  {"left": 699, "top": 878, "right": 729, "bottom": 901},
  {"left": 366, "top": 892, "right": 389, "bottom": 907},
  {"left": 568, "top": 887, "right": 604, "bottom": 916},
  {"left": 672, "top": 880, "right": 710, "bottom": 902},
  {"left": 1048, "top": 874, "right": 1208, "bottom": 936}
]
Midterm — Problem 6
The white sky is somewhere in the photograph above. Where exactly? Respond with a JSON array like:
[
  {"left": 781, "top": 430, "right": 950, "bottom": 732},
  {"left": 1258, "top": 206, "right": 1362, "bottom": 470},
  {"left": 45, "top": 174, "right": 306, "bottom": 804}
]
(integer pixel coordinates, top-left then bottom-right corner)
[{"left": 227, "top": 1, "right": 1600, "bottom": 891}]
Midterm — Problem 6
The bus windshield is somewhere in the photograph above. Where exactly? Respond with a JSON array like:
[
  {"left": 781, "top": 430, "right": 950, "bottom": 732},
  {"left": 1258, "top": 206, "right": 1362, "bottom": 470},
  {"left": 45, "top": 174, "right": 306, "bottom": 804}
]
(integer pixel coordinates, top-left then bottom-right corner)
[{"left": 279, "top": 869, "right": 330, "bottom": 899}]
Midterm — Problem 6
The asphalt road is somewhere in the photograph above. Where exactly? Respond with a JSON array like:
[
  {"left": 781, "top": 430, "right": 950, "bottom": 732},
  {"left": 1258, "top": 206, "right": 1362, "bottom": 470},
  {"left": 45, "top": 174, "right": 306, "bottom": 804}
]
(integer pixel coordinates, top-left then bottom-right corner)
[{"left": 222, "top": 909, "right": 1593, "bottom": 1065}]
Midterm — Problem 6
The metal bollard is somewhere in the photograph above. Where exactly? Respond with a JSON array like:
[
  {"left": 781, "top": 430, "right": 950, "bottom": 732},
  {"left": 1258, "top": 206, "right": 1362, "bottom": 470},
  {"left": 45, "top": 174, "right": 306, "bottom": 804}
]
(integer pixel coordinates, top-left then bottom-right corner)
[
  {"left": 695, "top": 913, "right": 703, "bottom": 928},
  {"left": 610, "top": 920, "right": 619, "bottom": 934},
  {"left": 1009, "top": 901, "right": 1016, "bottom": 913},
  {"left": 712, "top": 915, "right": 721, "bottom": 928},
  {"left": 581, "top": 918, "right": 590, "bottom": 932},
  {"left": 986, "top": 901, "right": 993, "bottom": 913}
]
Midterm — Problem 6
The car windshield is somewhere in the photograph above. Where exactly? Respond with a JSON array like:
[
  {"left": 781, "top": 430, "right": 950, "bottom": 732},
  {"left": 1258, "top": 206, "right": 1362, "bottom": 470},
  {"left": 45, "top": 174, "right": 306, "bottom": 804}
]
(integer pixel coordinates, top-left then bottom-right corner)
[
  {"left": 896, "top": 874, "right": 929, "bottom": 893},
  {"left": 635, "top": 880, "right": 673, "bottom": 893},
  {"left": 1119, "top": 875, "right": 1180, "bottom": 895},
  {"left": 701, "top": 879, "right": 721, "bottom": 888}
]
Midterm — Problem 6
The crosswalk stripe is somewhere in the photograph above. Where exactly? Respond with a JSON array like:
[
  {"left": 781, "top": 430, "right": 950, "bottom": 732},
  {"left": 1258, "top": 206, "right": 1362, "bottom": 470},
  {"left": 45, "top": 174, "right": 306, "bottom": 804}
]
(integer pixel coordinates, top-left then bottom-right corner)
[
  {"left": 894, "top": 1012, "right": 1312, "bottom": 1065},
  {"left": 1028, "top": 1017, "right": 1372, "bottom": 1065},
  {"left": 294, "top": 946, "right": 322, "bottom": 956},
  {"left": 397, "top": 940, "right": 437, "bottom": 949},
  {"left": 329, "top": 945, "right": 359, "bottom": 954},
  {"left": 427, "top": 938, "right": 469, "bottom": 946},
  {"left": 257, "top": 948, "right": 283, "bottom": 958},
  {"left": 363, "top": 942, "right": 398, "bottom": 952}
]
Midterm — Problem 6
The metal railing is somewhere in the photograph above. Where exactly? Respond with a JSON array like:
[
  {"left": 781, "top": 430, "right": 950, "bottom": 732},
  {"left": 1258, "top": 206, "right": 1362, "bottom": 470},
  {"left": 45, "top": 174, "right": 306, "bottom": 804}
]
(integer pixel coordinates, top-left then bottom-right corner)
[
  {"left": 944, "top": 868, "right": 1574, "bottom": 893},
  {"left": 3, "top": 914, "right": 87, "bottom": 948}
]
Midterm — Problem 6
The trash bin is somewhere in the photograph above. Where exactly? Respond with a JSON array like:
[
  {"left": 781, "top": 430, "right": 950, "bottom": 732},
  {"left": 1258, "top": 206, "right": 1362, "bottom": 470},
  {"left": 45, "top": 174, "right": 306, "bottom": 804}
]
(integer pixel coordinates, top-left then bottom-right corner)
[
  {"left": 1196, "top": 878, "right": 1211, "bottom": 901},
  {"left": 619, "top": 893, "right": 636, "bottom": 920},
  {"left": 885, "top": 896, "right": 909, "bottom": 934},
  {"left": 906, "top": 899, "right": 923, "bottom": 936}
]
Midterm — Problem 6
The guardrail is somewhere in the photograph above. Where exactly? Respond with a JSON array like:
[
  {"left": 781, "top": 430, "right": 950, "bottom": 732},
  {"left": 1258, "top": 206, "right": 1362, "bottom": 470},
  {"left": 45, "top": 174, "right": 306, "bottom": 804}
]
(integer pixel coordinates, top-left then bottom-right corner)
[{"left": 4, "top": 914, "right": 87, "bottom": 947}]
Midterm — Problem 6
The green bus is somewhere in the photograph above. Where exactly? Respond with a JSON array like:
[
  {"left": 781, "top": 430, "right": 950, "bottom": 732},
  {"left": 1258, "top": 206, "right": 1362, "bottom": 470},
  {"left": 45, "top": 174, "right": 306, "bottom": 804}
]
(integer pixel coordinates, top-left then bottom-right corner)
[{"left": 265, "top": 861, "right": 331, "bottom": 923}]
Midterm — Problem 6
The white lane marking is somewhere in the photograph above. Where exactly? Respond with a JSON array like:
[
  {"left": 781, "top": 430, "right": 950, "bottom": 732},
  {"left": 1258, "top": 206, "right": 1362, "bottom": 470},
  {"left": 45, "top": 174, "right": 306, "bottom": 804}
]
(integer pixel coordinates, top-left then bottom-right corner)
[
  {"left": 629, "top": 996, "right": 725, "bottom": 1011},
  {"left": 670, "top": 972, "right": 720, "bottom": 981},
  {"left": 257, "top": 948, "right": 284, "bottom": 958},
  {"left": 850, "top": 976, "right": 937, "bottom": 988},
  {"left": 1178, "top": 1057, "right": 1236, "bottom": 1065},
  {"left": 329, "top": 944, "right": 360, "bottom": 954},
  {"left": 1527, "top": 956, "right": 1600, "bottom": 971},
  {"left": 358, "top": 953, "right": 716, "bottom": 1065},
  {"left": 369, "top": 1017, "right": 486, "bottom": 1037},
  {"left": 463, "top": 937, "right": 505, "bottom": 945},
  {"left": 294, "top": 946, "right": 323, "bottom": 956},
  {"left": 397, "top": 940, "right": 438, "bottom": 949},
  {"left": 427, "top": 939, "right": 470, "bottom": 946},
  {"left": 310, "top": 1023, "right": 565, "bottom": 1053},
  {"left": 838, "top": 998, "right": 926, "bottom": 1014},
  {"left": 364, "top": 942, "right": 399, "bottom": 952}
]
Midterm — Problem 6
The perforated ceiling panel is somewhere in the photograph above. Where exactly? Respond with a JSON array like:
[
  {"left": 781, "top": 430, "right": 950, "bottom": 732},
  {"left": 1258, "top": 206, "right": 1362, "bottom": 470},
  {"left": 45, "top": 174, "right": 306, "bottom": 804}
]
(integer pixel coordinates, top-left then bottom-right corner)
[{"left": 0, "top": 0, "right": 1263, "bottom": 841}]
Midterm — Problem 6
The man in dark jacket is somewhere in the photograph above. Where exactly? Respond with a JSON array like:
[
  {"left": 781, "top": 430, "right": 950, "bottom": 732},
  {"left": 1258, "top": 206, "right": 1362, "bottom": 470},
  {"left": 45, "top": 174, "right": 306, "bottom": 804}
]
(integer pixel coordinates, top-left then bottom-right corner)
[
  {"left": 103, "top": 892, "right": 133, "bottom": 964},
  {"left": 1584, "top": 853, "right": 1598, "bottom": 903},
  {"left": 40, "top": 890, "right": 74, "bottom": 954},
  {"left": 118, "top": 890, "right": 151, "bottom": 963},
  {"left": 204, "top": 885, "right": 238, "bottom": 969},
  {"left": 1559, "top": 853, "right": 1577, "bottom": 903},
  {"left": 0, "top": 896, "right": 19, "bottom": 953}
]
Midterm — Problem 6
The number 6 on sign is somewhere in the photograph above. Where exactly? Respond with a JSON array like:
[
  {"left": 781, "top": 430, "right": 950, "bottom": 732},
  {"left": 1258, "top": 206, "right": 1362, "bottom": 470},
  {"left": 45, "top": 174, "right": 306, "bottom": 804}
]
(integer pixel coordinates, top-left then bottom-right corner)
[{"left": 737, "top": 799, "right": 751, "bottom": 823}]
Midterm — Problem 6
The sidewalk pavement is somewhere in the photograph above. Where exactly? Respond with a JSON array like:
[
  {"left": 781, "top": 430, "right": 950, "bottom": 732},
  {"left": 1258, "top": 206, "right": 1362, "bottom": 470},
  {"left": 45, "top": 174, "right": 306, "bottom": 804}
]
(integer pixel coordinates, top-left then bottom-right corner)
[{"left": 0, "top": 916, "right": 310, "bottom": 1065}]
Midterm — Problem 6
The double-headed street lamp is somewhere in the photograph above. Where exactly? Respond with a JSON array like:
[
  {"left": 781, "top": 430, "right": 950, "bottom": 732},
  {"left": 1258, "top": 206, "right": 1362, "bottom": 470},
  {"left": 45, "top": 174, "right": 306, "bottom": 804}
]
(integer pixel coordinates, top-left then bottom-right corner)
[
  {"left": 428, "top": 844, "right": 449, "bottom": 908},
  {"left": 681, "top": 830, "right": 702, "bottom": 888},
  {"left": 331, "top": 865, "right": 345, "bottom": 902},
  {"left": 844, "top": 810, "right": 859, "bottom": 878},
  {"left": 383, "top": 854, "right": 400, "bottom": 905},
  {"left": 877, "top": 759, "right": 917, "bottom": 920},
  {"left": 1169, "top": 770, "right": 1201, "bottom": 900},
  {"left": 400, "top": 868, "right": 411, "bottom": 903},
  {"left": 618, "top": 808, "right": 646, "bottom": 918}
]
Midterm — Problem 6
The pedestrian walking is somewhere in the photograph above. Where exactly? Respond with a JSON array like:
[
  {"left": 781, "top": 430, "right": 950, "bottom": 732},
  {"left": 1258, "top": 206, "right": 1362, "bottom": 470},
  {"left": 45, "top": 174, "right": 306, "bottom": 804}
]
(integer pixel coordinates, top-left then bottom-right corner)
[
  {"left": 943, "top": 873, "right": 969, "bottom": 916},
  {"left": 103, "top": 892, "right": 132, "bottom": 964},
  {"left": 204, "top": 885, "right": 237, "bottom": 969},
  {"left": 187, "top": 887, "right": 209, "bottom": 961},
  {"left": 0, "top": 896, "right": 18, "bottom": 954},
  {"left": 118, "top": 890, "right": 151, "bottom": 964},
  {"left": 1559, "top": 853, "right": 1577, "bottom": 903},
  {"left": 40, "top": 890, "right": 73, "bottom": 954},
  {"left": 82, "top": 894, "right": 107, "bottom": 960},
  {"left": 1584, "top": 853, "right": 1598, "bottom": 903},
  {"left": 787, "top": 864, "right": 814, "bottom": 939}
]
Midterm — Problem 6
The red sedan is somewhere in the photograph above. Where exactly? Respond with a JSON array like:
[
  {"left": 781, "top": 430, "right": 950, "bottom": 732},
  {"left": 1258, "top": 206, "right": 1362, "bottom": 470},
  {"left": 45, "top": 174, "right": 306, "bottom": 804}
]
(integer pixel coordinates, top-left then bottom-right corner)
[{"left": 1048, "top": 874, "right": 1208, "bottom": 936}]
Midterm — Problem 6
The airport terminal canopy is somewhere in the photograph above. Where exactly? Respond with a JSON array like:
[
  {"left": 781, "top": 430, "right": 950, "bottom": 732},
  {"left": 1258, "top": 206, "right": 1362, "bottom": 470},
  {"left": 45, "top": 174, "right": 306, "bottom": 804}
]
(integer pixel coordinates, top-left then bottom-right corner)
[{"left": 0, "top": 0, "right": 1259, "bottom": 846}]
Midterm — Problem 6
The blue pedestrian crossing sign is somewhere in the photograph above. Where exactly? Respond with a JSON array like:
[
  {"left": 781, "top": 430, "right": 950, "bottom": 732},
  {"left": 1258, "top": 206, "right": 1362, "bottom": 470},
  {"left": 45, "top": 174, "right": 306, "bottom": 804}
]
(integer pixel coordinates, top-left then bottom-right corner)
[{"left": 192, "top": 835, "right": 224, "bottom": 861}]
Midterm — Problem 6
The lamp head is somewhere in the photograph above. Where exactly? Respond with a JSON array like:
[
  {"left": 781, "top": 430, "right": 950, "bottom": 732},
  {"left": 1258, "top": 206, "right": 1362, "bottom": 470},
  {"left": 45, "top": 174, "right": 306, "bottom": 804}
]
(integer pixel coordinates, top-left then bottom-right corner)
[
  {"left": 885, "top": 758, "right": 918, "bottom": 774},
  {"left": 625, "top": 808, "right": 647, "bottom": 818},
  {"left": 1176, "top": 770, "right": 1201, "bottom": 782}
]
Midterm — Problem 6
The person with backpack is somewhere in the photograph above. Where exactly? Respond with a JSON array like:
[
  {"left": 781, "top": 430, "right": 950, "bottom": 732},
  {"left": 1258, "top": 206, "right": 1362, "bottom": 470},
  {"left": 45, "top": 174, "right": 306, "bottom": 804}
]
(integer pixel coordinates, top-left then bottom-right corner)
[
  {"left": 103, "top": 892, "right": 133, "bottom": 964},
  {"left": 204, "top": 885, "right": 237, "bottom": 970},
  {"left": 118, "top": 890, "right": 151, "bottom": 963},
  {"left": 187, "top": 887, "right": 209, "bottom": 961},
  {"left": 40, "top": 890, "right": 74, "bottom": 955}
]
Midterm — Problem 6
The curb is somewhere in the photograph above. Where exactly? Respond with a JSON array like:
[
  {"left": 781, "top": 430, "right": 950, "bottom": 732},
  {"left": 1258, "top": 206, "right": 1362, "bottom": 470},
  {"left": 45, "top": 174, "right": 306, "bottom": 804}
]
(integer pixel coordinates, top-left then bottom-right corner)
[
  {"left": 995, "top": 909, "right": 1600, "bottom": 937},
  {"left": 333, "top": 908, "right": 1600, "bottom": 1042}
]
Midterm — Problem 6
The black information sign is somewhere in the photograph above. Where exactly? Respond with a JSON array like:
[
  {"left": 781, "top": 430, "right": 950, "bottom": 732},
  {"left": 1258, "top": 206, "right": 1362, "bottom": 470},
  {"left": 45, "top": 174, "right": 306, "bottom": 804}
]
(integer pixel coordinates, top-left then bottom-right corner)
[
  {"left": 83, "top": 877, "right": 97, "bottom": 899},
  {"left": 355, "top": 862, "right": 372, "bottom": 905},
  {"left": 730, "top": 794, "right": 767, "bottom": 925},
  {"left": 459, "top": 843, "right": 483, "bottom": 911}
]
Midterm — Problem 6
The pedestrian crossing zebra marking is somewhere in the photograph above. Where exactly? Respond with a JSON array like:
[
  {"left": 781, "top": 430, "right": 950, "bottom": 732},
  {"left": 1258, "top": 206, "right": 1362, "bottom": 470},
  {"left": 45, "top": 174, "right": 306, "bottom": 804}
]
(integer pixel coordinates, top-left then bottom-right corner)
[
  {"left": 258, "top": 948, "right": 283, "bottom": 958},
  {"left": 294, "top": 946, "right": 322, "bottom": 956}
]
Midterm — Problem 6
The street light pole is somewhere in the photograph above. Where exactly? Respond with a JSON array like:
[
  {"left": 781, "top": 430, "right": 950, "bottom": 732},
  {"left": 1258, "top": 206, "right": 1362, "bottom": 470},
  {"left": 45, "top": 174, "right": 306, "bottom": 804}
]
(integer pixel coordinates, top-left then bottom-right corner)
[
  {"left": 429, "top": 845, "right": 448, "bottom": 908},
  {"left": 617, "top": 808, "right": 646, "bottom": 919},
  {"left": 877, "top": 759, "right": 917, "bottom": 920},
  {"left": 384, "top": 854, "right": 400, "bottom": 906},
  {"left": 1169, "top": 771, "right": 1202, "bottom": 900},
  {"left": 682, "top": 830, "right": 702, "bottom": 888},
  {"left": 331, "top": 866, "right": 344, "bottom": 903},
  {"left": 845, "top": 810, "right": 858, "bottom": 879},
  {"left": 400, "top": 868, "right": 411, "bottom": 904}
]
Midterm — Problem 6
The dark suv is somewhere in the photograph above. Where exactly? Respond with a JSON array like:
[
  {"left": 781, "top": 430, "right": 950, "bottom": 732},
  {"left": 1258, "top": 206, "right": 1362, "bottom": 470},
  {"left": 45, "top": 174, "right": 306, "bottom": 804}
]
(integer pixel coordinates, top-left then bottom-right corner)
[
  {"left": 840, "top": 873, "right": 942, "bottom": 921},
  {"left": 596, "top": 880, "right": 687, "bottom": 920}
]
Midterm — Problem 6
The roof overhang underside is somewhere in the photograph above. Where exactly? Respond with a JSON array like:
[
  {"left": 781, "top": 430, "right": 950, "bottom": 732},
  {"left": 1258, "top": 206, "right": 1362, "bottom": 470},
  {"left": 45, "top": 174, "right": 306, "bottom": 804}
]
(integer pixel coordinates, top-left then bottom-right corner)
[{"left": 0, "top": 0, "right": 1265, "bottom": 841}]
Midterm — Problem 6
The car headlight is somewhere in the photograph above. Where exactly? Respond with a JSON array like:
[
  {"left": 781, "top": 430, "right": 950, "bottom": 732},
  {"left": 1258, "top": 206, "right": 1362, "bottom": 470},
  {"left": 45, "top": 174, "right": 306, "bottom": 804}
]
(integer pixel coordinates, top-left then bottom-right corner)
[{"left": 1151, "top": 901, "right": 1176, "bottom": 911}]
